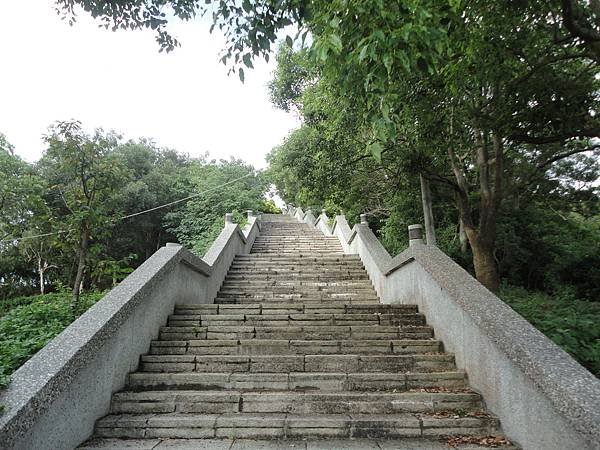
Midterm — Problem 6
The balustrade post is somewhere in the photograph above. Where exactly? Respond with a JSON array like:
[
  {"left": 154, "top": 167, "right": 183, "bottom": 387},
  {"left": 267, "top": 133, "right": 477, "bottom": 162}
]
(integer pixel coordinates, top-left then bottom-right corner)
[{"left": 408, "top": 224, "right": 424, "bottom": 246}]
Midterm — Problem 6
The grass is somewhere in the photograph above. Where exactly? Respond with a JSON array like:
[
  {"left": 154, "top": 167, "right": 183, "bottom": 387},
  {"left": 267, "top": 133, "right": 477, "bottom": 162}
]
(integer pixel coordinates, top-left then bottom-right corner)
[
  {"left": 499, "top": 284, "right": 600, "bottom": 377},
  {"left": 0, "top": 291, "right": 105, "bottom": 389}
]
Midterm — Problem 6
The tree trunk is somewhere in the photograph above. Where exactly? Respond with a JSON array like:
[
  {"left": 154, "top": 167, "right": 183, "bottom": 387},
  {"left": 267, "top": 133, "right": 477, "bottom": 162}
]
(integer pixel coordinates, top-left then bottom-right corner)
[
  {"left": 72, "top": 228, "right": 89, "bottom": 310},
  {"left": 465, "top": 230, "right": 500, "bottom": 292},
  {"left": 458, "top": 218, "right": 468, "bottom": 254},
  {"left": 419, "top": 173, "right": 437, "bottom": 246},
  {"left": 38, "top": 257, "right": 45, "bottom": 295}
]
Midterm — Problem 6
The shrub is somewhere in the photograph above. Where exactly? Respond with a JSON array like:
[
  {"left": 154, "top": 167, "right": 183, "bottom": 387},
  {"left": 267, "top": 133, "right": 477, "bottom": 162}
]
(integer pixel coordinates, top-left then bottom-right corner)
[
  {"left": 500, "top": 284, "right": 600, "bottom": 377},
  {"left": 0, "top": 291, "right": 104, "bottom": 388}
]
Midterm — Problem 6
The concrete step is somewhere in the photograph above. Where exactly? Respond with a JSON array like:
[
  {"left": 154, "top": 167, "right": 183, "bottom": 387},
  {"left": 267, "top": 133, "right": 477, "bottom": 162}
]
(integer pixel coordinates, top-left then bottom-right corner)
[
  {"left": 214, "top": 298, "right": 382, "bottom": 305},
  {"left": 218, "top": 286, "right": 376, "bottom": 293},
  {"left": 227, "top": 265, "right": 368, "bottom": 274},
  {"left": 110, "top": 390, "right": 482, "bottom": 414},
  {"left": 251, "top": 242, "right": 341, "bottom": 246},
  {"left": 250, "top": 246, "right": 342, "bottom": 249},
  {"left": 95, "top": 412, "right": 500, "bottom": 439},
  {"left": 127, "top": 371, "right": 467, "bottom": 392},
  {"left": 149, "top": 339, "right": 440, "bottom": 356},
  {"left": 217, "top": 294, "right": 377, "bottom": 302},
  {"left": 234, "top": 255, "right": 361, "bottom": 261},
  {"left": 228, "top": 262, "right": 365, "bottom": 269},
  {"left": 158, "top": 325, "right": 434, "bottom": 340},
  {"left": 166, "top": 313, "right": 426, "bottom": 327},
  {"left": 139, "top": 354, "right": 454, "bottom": 373},
  {"left": 250, "top": 247, "right": 342, "bottom": 251},
  {"left": 80, "top": 437, "right": 519, "bottom": 450},
  {"left": 222, "top": 275, "right": 371, "bottom": 282},
  {"left": 219, "top": 282, "right": 374, "bottom": 289},
  {"left": 174, "top": 304, "right": 417, "bottom": 314},
  {"left": 227, "top": 266, "right": 367, "bottom": 271},
  {"left": 216, "top": 292, "right": 379, "bottom": 300}
]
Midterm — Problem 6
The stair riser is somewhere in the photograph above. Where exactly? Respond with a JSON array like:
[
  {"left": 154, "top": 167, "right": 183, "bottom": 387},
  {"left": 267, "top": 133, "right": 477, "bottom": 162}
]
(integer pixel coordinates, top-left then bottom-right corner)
[
  {"left": 216, "top": 294, "right": 379, "bottom": 301},
  {"left": 226, "top": 269, "right": 367, "bottom": 274},
  {"left": 149, "top": 340, "right": 440, "bottom": 356},
  {"left": 158, "top": 326, "right": 434, "bottom": 341},
  {"left": 168, "top": 320, "right": 424, "bottom": 328},
  {"left": 168, "top": 314, "right": 425, "bottom": 327},
  {"left": 217, "top": 288, "right": 376, "bottom": 295},
  {"left": 140, "top": 355, "right": 454, "bottom": 374},
  {"left": 127, "top": 372, "right": 467, "bottom": 393},
  {"left": 111, "top": 393, "right": 481, "bottom": 415},
  {"left": 214, "top": 299, "right": 381, "bottom": 305},
  {"left": 232, "top": 259, "right": 361, "bottom": 263},
  {"left": 96, "top": 416, "right": 500, "bottom": 440},
  {"left": 174, "top": 305, "right": 418, "bottom": 314}
]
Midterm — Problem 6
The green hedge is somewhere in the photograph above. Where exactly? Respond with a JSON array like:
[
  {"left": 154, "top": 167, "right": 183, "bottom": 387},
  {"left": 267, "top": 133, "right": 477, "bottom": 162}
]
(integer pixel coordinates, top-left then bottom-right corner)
[
  {"left": 0, "top": 291, "right": 105, "bottom": 388},
  {"left": 500, "top": 284, "right": 600, "bottom": 377}
]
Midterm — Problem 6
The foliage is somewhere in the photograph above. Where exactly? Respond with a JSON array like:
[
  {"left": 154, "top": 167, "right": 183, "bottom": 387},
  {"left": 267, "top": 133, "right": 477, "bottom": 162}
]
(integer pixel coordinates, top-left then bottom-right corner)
[
  {"left": 500, "top": 284, "right": 600, "bottom": 377},
  {"left": 262, "top": 0, "right": 600, "bottom": 293},
  {"left": 0, "top": 291, "right": 105, "bottom": 388},
  {"left": 260, "top": 199, "right": 281, "bottom": 214},
  {"left": 0, "top": 128, "right": 270, "bottom": 303},
  {"left": 41, "top": 121, "right": 128, "bottom": 308},
  {"left": 165, "top": 158, "right": 267, "bottom": 255}
]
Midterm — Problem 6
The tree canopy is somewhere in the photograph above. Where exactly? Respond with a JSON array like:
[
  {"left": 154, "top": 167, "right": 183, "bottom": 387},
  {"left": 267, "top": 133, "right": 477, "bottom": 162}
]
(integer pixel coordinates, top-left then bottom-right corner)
[{"left": 0, "top": 126, "right": 273, "bottom": 302}]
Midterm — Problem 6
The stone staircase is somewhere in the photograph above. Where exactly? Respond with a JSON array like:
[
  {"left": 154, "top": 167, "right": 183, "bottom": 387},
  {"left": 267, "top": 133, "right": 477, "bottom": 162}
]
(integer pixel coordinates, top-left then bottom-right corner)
[{"left": 82, "top": 214, "right": 515, "bottom": 448}]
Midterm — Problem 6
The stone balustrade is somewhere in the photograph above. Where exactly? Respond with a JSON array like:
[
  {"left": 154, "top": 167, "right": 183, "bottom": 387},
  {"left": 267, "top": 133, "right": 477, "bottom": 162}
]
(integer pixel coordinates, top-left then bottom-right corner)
[{"left": 286, "top": 205, "right": 600, "bottom": 450}]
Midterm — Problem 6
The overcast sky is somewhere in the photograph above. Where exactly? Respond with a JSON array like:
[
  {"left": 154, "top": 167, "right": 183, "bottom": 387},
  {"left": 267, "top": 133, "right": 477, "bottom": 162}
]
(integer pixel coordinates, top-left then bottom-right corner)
[{"left": 0, "top": 1, "right": 299, "bottom": 168}]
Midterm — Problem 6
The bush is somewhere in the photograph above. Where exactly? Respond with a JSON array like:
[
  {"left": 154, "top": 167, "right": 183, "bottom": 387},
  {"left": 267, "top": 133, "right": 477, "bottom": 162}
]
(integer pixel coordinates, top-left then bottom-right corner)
[
  {"left": 499, "top": 284, "right": 600, "bottom": 377},
  {"left": 0, "top": 291, "right": 105, "bottom": 388}
]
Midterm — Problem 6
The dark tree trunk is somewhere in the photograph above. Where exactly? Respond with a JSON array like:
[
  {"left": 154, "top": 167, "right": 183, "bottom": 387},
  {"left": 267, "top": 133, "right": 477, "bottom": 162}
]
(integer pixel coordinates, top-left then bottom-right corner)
[
  {"left": 419, "top": 173, "right": 437, "bottom": 246},
  {"left": 464, "top": 228, "right": 500, "bottom": 292},
  {"left": 447, "top": 128, "right": 504, "bottom": 292},
  {"left": 72, "top": 227, "right": 89, "bottom": 310}
]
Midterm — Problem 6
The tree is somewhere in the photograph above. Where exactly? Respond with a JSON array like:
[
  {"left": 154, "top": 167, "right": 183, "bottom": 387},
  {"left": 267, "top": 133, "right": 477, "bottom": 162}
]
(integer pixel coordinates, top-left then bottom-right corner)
[
  {"left": 165, "top": 158, "right": 267, "bottom": 255},
  {"left": 265, "top": 0, "right": 599, "bottom": 290},
  {"left": 41, "top": 121, "right": 126, "bottom": 308},
  {"left": 0, "top": 134, "right": 46, "bottom": 242},
  {"left": 18, "top": 231, "right": 57, "bottom": 295}
]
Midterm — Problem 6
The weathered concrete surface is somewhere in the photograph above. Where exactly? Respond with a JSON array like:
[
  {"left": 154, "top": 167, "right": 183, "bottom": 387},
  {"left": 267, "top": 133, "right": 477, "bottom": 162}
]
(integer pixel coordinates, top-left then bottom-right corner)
[
  {"left": 80, "top": 439, "right": 514, "bottom": 450},
  {"left": 314, "top": 211, "right": 333, "bottom": 236},
  {"left": 83, "top": 215, "right": 509, "bottom": 446},
  {"left": 80, "top": 437, "right": 519, "bottom": 449},
  {"left": 290, "top": 207, "right": 600, "bottom": 450},
  {"left": 0, "top": 218, "right": 259, "bottom": 450}
]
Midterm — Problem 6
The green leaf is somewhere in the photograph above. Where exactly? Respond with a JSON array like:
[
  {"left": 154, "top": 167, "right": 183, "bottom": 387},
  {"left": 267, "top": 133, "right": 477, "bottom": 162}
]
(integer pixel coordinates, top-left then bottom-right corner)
[
  {"left": 285, "top": 35, "right": 293, "bottom": 47},
  {"left": 242, "top": 53, "right": 253, "bottom": 68},
  {"left": 367, "top": 142, "right": 383, "bottom": 162},
  {"left": 358, "top": 44, "right": 369, "bottom": 62},
  {"left": 238, "top": 67, "right": 245, "bottom": 83},
  {"left": 328, "top": 34, "right": 343, "bottom": 53}
]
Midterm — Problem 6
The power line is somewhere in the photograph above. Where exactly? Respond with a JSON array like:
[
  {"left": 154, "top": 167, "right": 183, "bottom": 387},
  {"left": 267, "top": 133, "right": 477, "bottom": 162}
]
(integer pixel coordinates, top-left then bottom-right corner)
[
  {"left": 0, "top": 230, "right": 71, "bottom": 244},
  {"left": 0, "top": 172, "right": 254, "bottom": 243},
  {"left": 118, "top": 172, "right": 253, "bottom": 221}
]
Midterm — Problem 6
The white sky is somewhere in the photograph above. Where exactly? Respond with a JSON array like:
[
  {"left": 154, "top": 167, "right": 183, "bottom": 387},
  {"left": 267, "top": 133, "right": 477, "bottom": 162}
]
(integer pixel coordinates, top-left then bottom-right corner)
[{"left": 0, "top": 1, "right": 299, "bottom": 169}]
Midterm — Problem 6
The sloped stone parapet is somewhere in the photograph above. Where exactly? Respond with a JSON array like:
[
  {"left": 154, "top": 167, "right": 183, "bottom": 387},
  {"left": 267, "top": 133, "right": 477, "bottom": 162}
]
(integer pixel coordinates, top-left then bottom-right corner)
[
  {"left": 0, "top": 217, "right": 260, "bottom": 450},
  {"left": 288, "top": 206, "right": 600, "bottom": 450}
]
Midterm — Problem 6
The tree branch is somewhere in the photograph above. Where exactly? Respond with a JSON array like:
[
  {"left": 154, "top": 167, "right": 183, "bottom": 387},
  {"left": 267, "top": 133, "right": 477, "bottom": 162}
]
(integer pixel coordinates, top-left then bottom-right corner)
[{"left": 536, "top": 144, "right": 600, "bottom": 168}]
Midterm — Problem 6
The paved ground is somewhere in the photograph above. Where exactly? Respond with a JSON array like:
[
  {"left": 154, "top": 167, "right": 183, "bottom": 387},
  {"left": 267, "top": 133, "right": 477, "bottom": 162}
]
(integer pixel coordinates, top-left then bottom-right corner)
[{"left": 80, "top": 437, "right": 517, "bottom": 449}]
